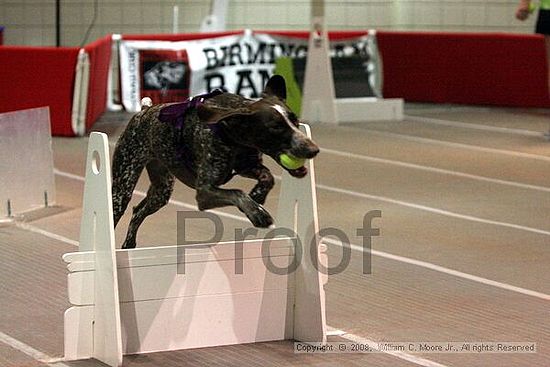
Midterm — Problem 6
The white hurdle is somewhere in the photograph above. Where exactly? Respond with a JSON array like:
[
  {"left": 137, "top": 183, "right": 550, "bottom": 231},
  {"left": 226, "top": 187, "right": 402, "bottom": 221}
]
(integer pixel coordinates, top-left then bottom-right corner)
[
  {"left": 301, "top": 1, "right": 403, "bottom": 124},
  {"left": 63, "top": 127, "right": 328, "bottom": 367}
]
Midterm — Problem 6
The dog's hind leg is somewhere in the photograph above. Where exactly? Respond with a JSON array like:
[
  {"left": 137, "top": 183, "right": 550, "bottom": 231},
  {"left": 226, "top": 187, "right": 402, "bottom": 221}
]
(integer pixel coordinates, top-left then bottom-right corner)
[
  {"left": 112, "top": 144, "right": 147, "bottom": 228},
  {"left": 122, "top": 160, "right": 175, "bottom": 249}
]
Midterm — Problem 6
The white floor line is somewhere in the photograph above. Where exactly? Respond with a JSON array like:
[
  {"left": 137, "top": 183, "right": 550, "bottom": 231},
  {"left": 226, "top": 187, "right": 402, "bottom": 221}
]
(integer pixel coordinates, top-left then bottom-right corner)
[
  {"left": 314, "top": 182, "right": 550, "bottom": 237},
  {"left": 326, "top": 239, "right": 550, "bottom": 301},
  {"left": 355, "top": 128, "right": 550, "bottom": 163},
  {"left": 53, "top": 168, "right": 86, "bottom": 183},
  {"left": 405, "top": 115, "right": 543, "bottom": 137},
  {"left": 15, "top": 221, "right": 79, "bottom": 246},
  {"left": 321, "top": 148, "right": 550, "bottom": 193},
  {"left": 0, "top": 331, "right": 70, "bottom": 367}
]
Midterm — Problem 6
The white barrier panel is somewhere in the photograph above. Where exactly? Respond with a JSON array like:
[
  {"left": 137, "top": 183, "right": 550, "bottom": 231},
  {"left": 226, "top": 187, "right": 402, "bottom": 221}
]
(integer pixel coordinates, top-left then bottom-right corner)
[
  {"left": 301, "top": 18, "right": 403, "bottom": 124},
  {"left": 301, "top": 16, "right": 338, "bottom": 124},
  {"left": 71, "top": 49, "right": 91, "bottom": 136},
  {"left": 336, "top": 97, "right": 404, "bottom": 122},
  {"left": 64, "top": 127, "right": 327, "bottom": 366},
  {"left": 0, "top": 107, "right": 56, "bottom": 219},
  {"left": 200, "top": 0, "right": 229, "bottom": 32},
  {"left": 66, "top": 132, "right": 122, "bottom": 366}
]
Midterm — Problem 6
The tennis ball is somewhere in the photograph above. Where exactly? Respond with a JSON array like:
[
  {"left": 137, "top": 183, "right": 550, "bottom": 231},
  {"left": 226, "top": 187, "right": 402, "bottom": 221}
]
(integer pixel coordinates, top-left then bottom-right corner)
[
  {"left": 529, "top": 3, "right": 537, "bottom": 13},
  {"left": 279, "top": 153, "right": 306, "bottom": 170}
]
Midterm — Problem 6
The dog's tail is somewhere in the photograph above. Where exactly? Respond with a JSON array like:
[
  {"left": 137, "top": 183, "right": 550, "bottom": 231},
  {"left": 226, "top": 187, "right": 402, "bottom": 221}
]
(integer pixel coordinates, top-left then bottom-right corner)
[{"left": 140, "top": 97, "right": 153, "bottom": 111}]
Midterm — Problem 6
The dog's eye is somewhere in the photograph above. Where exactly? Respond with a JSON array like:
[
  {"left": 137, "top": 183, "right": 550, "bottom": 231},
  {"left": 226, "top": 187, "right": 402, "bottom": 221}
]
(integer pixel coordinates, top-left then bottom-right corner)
[{"left": 287, "top": 112, "right": 299, "bottom": 126}]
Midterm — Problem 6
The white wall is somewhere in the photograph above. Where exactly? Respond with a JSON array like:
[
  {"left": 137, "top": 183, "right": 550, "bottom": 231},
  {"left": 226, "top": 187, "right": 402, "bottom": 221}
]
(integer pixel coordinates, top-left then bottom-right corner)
[{"left": 0, "top": 0, "right": 537, "bottom": 46}]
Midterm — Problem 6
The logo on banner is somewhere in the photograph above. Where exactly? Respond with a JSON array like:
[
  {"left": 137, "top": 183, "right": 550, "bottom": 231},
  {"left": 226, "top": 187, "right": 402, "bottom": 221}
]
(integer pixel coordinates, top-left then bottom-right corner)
[{"left": 140, "top": 50, "right": 190, "bottom": 105}]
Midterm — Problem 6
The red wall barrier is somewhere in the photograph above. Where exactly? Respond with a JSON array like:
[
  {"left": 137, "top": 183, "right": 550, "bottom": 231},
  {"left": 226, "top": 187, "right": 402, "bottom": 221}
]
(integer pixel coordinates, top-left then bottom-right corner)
[
  {"left": 0, "top": 36, "right": 112, "bottom": 137},
  {"left": 376, "top": 31, "right": 550, "bottom": 108},
  {"left": 84, "top": 35, "right": 112, "bottom": 131},
  {"left": 0, "top": 46, "right": 80, "bottom": 136}
]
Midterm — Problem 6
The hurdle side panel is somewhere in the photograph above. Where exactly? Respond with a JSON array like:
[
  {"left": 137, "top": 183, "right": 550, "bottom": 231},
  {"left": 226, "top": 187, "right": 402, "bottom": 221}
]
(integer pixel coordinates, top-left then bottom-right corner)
[
  {"left": 78, "top": 132, "right": 123, "bottom": 367},
  {"left": 277, "top": 124, "right": 327, "bottom": 343}
]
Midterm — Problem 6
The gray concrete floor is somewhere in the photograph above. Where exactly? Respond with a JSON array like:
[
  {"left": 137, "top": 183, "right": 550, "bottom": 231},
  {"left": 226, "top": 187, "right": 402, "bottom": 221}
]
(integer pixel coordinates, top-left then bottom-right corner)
[{"left": 1, "top": 103, "right": 549, "bottom": 366}]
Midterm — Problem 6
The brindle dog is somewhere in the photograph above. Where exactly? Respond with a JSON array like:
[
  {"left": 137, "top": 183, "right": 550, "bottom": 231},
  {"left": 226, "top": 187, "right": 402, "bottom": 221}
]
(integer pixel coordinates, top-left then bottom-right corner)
[{"left": 112, "top": 75, "right": 319, "bottom": 249}]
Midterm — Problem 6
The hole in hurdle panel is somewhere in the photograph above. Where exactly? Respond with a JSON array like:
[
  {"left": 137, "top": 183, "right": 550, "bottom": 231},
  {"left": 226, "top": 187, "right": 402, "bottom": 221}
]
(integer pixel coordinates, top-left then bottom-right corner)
[{"left": 92, "top": 150, "right": 101, "bottom": 175}]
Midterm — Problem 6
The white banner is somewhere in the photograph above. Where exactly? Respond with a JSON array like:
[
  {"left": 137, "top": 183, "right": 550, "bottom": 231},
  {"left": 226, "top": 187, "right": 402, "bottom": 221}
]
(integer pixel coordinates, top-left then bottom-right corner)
[{"left": 119, "top": 31, "right": 379, "bottom": 112}]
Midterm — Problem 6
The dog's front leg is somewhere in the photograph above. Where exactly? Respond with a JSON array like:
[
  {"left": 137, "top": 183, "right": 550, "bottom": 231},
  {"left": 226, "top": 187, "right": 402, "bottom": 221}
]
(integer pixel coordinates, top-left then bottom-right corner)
[
  {"left": 238, "top": 165, "right": 275, "bottom": 205},
  {"left": 196, "top": 184, "right": 274, "bottom": 228},
  {"left": 195, "top": 144, "right": 274, "bottom": 228}
]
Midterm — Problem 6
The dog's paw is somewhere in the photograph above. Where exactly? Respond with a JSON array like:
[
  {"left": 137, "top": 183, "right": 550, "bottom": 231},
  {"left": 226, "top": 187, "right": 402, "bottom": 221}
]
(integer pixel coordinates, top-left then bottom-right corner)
[
  {"left": 247, "top": 205, "right": 274, "bottom": 228},
  {"left": 121, "top": 239, "right": 137, "bottom": 249}
]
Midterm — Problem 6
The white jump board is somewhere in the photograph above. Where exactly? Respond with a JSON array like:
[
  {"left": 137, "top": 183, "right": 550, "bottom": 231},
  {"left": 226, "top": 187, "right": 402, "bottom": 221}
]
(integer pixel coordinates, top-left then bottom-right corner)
[
  {"left": 336, "top": 97, "right": 404, "bottom": 122},
  {"left": 64, "top": 238, "right": 296, "bottom": 357}
]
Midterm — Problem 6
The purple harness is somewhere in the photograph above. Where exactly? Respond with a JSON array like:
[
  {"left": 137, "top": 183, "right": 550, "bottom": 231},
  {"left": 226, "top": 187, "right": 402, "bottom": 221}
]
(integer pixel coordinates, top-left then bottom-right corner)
[
  {"left": 157, "top": 89, "right": 260, "bottom": 175},
  {"left": 158, "top": 89, "right": 223, "bottom": 130}
]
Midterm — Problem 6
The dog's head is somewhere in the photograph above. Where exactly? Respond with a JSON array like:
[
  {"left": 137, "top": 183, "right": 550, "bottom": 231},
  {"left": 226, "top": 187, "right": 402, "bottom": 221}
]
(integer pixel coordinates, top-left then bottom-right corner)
[{"left": 200, "top": 75, "right": 319, "bottom": 178}]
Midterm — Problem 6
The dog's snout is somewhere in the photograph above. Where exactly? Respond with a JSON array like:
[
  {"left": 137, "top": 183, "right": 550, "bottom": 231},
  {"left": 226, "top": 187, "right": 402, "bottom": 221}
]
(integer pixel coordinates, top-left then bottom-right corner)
[
  {"left": 307, "top": 145, "right": 320, "bottom": 159},
  {"left": 291, "top": 135, "right": 320, "bottom": 159}
]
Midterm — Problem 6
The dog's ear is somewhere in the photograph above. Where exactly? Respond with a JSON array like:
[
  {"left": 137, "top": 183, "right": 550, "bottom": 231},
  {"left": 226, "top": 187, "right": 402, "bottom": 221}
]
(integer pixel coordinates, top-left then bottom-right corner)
[
  {"left": 263, "top": 75, "right": 287, "bottom": 101},
  {"left": 197, "top": 103, "right": 253, "bottom": 124}
]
